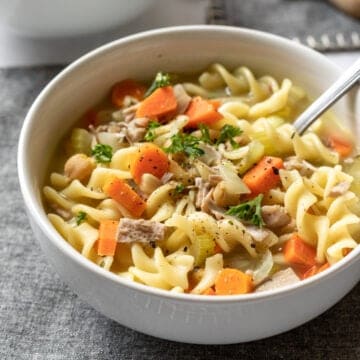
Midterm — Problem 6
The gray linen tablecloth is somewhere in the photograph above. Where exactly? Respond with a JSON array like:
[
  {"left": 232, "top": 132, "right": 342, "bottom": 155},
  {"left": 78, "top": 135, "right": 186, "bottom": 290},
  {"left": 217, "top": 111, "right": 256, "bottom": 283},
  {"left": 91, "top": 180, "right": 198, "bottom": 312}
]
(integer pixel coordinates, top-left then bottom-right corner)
[{"left": 1, "top": 67, "right": 359, "bottom": 359}]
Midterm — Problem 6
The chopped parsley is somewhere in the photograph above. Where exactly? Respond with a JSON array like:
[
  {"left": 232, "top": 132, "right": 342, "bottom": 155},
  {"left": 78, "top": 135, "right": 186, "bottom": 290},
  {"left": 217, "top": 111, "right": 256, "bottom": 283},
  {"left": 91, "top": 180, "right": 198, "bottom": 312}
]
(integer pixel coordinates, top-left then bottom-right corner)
[
  {"left": 216, "top": 124, "right": 242, "bottom": 148},
  {"left": 91, "top": 144, "right": 113, "bottom": 163},
  {"left": 75, "top": 211, "right": 87, "bottom": 226},
  {"left": 145, "top": 72, "right": 172, "bottom": 97},
  {"left": 198, "top": 124, "right": 212, "bottom": 144},
  {"left": 175, "top": 183, "right": 185, "bottom": 194},
  {"left": 144, "top": 121, "right": 161, "bottom": 142},
  {"left": 226, "top": 194, "right": 265, "bottom": 227},
  {"left": 164, "top": 132, "right": 205, "bottom": 158}
]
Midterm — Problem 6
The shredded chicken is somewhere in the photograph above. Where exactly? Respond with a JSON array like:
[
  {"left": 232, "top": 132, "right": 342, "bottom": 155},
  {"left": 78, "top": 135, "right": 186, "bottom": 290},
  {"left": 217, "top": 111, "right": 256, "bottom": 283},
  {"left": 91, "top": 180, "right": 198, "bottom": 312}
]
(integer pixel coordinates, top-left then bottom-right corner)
[
  {"left": 117, "top": 218, "right": 166, "bottom": 244},
  {"left": 277, "top": 219, "right": 297, "bottom": 236},
  {"left": 93, "top": 122, "right": 123, "bottom": 133},
  {"left": 173, "top": 84, "right": 192, "bottom": 114},
  {"left": 261, "top": 205, "right": 291, "bottom": 229},
  {"left": 284, "top": 156, "right": 317, "bottom": 176},
  {"left": 201, "top": 189, "right": 225, "bottom": 219},
  {"left": 329, "top": 181, "right": 351, "bottom": 197},
  {"left": 51, "top": 204, "right": 72, "bottom": 220},
  {"left": 255, "top": 268, "right": 300, "bottom": 292},
  {"left": 124, "top": 117, "right": 150, "bottom": 143},
  {"left": 195, "top": 177, "right": 211, "bottom": 209},
  {"left": 208, "top": 174, "right": 223, "bottom": 186}
]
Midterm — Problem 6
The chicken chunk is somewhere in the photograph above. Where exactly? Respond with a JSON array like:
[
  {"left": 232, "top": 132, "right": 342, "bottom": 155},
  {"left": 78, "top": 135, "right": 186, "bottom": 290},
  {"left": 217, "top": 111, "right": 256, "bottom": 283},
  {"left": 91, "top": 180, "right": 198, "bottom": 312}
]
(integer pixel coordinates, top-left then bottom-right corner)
[
  {"left": 329, "top": 181, "right": 351, "bottom": 197},
  {"left": 173, "top": 84, "right": 192, "bottom": 114},
  {"left": 261, "top": 205, "right": 291, "bottom": 229},
  {"left": 125, "top": 117, "right": 149, "bottom": 143},
  {"left": 117, "top": 218, "right": 166, "bottom": 244},
  {"left": 195, "top": 177, "right": 211, "bottom": 209},
  {"left": 283, "top": 156, "right": 316, "bottom": 176}
]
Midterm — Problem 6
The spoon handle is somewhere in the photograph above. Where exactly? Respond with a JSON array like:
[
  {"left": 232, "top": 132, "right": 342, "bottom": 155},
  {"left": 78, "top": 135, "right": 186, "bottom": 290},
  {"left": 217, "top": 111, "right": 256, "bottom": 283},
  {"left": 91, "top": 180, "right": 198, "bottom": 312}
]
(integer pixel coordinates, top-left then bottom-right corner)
[{"left": 293, "top": 58, "right": 360, "bottom": 135}]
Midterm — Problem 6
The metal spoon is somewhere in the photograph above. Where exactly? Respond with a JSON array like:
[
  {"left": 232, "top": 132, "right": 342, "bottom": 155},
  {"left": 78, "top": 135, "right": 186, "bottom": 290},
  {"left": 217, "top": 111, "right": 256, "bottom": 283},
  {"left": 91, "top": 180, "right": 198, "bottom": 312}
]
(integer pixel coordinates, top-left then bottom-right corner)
[{"left": 293, "top": 58, "right": 360, "bottom": 135}]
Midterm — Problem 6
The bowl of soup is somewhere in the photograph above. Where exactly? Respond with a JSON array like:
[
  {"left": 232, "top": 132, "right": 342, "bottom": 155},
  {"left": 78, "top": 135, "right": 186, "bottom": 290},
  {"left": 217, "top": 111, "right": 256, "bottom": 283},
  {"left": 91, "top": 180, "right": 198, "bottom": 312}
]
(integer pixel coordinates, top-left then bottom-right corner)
[{"left": 18, "top": 25, "right": 360, "bottom": 344}]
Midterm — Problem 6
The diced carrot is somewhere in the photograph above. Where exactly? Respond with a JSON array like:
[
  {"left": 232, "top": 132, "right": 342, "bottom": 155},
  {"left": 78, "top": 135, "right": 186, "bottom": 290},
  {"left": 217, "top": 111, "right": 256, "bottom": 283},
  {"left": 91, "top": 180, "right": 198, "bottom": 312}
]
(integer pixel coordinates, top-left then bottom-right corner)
[
  {"left": 185, "top": 96, "right": 222, "bottom": 128},
  {"left": 208, "top": 99, "right": 221, "bottom": 110},
  {"left": 97, "top": 220, "right": 119, "bottom": 256},
  {"left": 202, "top": 287, "right": 216, "bottom": 296},
  {"left": 136, "top": 86, "right": 177, "bottom": 119},
  {"left": 130, "top": 143, "right": 170, "bottom": 185},
  {"left": 215, "top": 268, "right": 253, "bottom": 295},
  {"left": 301, "top": 265, "right": 318, "bottom": 280},
  {"left": 284, "top": 234, "right": 316, "bottom": 268},
  {"left": 342, "top": 247, "right": 353, "bottom": 257},
  {"left": 328, "top": 136, "right": 352, "bottom": 158},
  {"left": 214, "top": 243, "right": 223, "bottom": 254},
  {"left": 103, "top": 177, "right": 146, "bottom": 218},
  {"left": 111, "top": 79, "right": 146, "bottom": 107},
  {"left": 317, "top": 262, "right": 330, "bottom": 273},
  {"left": 242, "top": 156, "right": 283, "bottom": 196},
  {"left": 301, "top": 262, "right": 330, "bottom": 280}
]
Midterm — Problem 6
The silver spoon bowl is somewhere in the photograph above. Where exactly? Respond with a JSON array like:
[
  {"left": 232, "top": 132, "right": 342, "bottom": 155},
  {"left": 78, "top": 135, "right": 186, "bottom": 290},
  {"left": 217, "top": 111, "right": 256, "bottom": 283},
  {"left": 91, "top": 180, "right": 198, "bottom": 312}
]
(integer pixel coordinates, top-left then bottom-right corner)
[{"left": 293, "top": 58, "right": 360, "bottom": 135}]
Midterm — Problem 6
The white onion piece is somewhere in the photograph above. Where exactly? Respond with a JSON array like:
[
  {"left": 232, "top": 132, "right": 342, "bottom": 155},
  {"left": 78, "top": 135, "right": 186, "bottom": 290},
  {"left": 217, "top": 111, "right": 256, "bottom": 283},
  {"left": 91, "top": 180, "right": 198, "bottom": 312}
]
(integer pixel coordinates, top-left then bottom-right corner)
[
  {"left": 97, "top": 132, "right": 124, "bottom": 150},
  {"left": 224, "top": 253, "right": 252, "bottom": 271},
  {"left": 252, "top": 250, "right": 274, "bottom": 285},
  {"left": 199, "top": 144, "right": 221, "bottom": 166},
  {"left": 219, "top": 161, "right": 250, "bottom": 194}
]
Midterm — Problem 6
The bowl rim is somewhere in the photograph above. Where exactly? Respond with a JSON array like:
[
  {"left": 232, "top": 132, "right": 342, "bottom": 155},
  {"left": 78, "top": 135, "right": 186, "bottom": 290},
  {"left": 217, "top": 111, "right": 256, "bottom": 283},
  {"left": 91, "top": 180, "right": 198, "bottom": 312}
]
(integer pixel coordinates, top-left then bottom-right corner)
[{"left": 18, "top": 24, "right": 360, "bottom": 303}]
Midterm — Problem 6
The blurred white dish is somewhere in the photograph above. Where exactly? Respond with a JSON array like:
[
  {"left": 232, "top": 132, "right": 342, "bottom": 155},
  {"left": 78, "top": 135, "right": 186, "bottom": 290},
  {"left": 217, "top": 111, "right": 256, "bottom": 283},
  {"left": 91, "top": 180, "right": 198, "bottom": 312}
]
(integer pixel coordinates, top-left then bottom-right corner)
[
  {"left": 18, "top": 25, "right": 360, "bottom": 344},
  {"left": 0, "top": 0, "right": 158, "bottom": 37}
]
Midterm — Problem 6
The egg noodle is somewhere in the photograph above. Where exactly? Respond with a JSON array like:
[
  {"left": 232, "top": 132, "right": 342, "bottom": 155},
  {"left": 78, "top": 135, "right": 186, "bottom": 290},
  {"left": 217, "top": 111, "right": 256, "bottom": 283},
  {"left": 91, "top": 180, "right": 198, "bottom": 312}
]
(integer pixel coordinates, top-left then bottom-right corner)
[{"left": 43, "top": 64, "right": 360, "bottom": 295}]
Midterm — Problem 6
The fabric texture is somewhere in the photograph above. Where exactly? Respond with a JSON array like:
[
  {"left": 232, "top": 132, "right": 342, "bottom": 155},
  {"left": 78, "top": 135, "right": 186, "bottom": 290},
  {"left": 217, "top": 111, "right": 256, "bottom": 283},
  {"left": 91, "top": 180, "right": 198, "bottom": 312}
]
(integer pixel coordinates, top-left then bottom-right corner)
[
  {"left": 207, "top": 0, "right": 360, "bottom": 51},
  {"left": 0, "top": 67, "right": 359, "bottom": 359}
]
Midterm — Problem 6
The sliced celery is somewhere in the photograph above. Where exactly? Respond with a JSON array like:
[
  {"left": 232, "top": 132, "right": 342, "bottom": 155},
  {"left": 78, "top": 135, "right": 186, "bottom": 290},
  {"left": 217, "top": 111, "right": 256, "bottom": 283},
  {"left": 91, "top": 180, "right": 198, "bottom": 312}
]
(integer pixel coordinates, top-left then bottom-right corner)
[
  {"left": 344, "top": 157, "right": 360, "bottom": 197},
  {"left": 237, "top": 141, "right": 264, "bottom": 174},
  {"left": 70, "top": 128, "right": 93, "bottom": 155},
  {"left": 190, "top": 233, "right": 215, "bottom": 267}
]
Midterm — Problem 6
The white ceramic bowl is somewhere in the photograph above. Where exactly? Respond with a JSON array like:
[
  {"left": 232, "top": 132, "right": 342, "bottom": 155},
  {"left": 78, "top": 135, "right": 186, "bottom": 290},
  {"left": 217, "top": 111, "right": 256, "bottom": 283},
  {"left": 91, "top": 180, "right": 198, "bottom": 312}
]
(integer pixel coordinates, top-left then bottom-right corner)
[
  {"left": 18, "top": 26, "right": 360, "bottom": 344},
  {"left": 0, "top": 0, "right": 157, "bottom": 37}
]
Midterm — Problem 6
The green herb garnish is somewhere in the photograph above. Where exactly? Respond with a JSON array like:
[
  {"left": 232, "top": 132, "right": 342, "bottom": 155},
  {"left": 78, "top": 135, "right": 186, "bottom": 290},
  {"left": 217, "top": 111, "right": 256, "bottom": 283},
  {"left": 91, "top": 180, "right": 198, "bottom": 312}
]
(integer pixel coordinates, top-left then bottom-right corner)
[
  {"left": 145, "top": 72, "right": 172, "bottom": 97},
  {"left": 164, "top": 132, "right": 204, "bottom": 158},
  {"left": 144, "top": 121, "right": 161, "bottom": 142},
  {"left": 91, "top": 144, "right": 113, "bottom": 163},
  {"left": 75, "top": 211, "right": 87, "bottom": 226},
  {"left": 216, "top": 124, "right": 242, "bottom": 148},
  {"left": 198, "top": 124, "right": 212, "bottom": 144},
  {"left": 226, "top": 194, "right": 265, "bottom": 227},
  {"left": 175, "top": 183, "right": 185, "bottom": 194}
]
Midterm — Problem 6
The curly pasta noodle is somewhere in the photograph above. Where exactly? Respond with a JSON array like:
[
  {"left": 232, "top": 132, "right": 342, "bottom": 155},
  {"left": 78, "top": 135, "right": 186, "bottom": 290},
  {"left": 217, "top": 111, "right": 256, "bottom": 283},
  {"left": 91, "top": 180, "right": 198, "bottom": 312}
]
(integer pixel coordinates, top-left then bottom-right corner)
[{"left": 42, "top": 63, "right": 359, "bottom": 295}]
